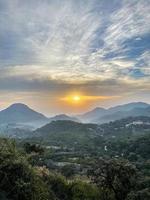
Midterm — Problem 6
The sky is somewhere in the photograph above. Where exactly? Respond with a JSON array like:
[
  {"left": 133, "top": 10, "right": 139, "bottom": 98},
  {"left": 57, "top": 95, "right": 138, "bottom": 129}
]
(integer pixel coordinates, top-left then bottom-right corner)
[{"left": 0, "top": 0, "right": 150, "bottom": 115}]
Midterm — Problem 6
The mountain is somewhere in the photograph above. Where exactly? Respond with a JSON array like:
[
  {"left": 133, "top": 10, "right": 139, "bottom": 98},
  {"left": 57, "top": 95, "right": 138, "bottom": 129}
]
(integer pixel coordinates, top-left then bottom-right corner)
[
  {"left": 49, "top": 114, "right": 80, "bottom": 123},
  {"left": 29, "top": 116, "right": 150, "bottom": 147},
  {"left": 78, "top": 107, "right": 107, "bottom": 123},
  {"left": 0, "top": 103, "right": 49, "bottom": 126},
  {"left": 79, "top": 102, "right": 150, "bottom": 123},
  {"left": 33, "top": 120, "right": 99, "bottom": 146},
  {"left": 94, "top": 106, "right": 150, "bottom": 124},
  {"left": 108, "top": 102, "right": 149, "bottom": 113},
  {"left": 0, "top": 102, "right": 149, "bottom": 130}
]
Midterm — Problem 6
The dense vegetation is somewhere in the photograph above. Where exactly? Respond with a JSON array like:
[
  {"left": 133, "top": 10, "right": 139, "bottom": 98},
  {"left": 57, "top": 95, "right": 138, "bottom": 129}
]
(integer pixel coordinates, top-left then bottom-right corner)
[
  {"left": 0, "top": 116, "right": 150, "bottom": 199},
  {"left": 0, "top": 137, "right": 149, "bottom": 199}
]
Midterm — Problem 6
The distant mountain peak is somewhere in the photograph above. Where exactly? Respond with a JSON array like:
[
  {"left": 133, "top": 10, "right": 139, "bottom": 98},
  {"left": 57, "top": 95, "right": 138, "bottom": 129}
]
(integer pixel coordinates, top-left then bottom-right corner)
[
  {"left": 79, "top": 102, "right": 150, "bottom": 123},
  {"left": 78, "top": 106, "right": 107, "bottom": 123},
  {"left": 109, "top": 102, "right": 149, "bottom": 112},
  {"left": 7, "top": 103, "right": 30, "bottom": 110},
  {"left": 0, "top": 103, "right": 48, "bottom": 125},
  {"left": 110, "top": 101, "right": 149, "bottom": 108},
  {"left": 49, "top": 114, "right": 80, "bottom": 122}
]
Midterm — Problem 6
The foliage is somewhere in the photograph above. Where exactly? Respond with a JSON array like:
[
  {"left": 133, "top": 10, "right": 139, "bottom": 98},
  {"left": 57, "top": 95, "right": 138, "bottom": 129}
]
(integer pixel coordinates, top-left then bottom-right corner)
[
  {"left": 24, "top": 142, "right": 44, "bottom": 154},
  {"left": 61, "top": 164, "right": 76, "bottom": 178},
  {"left": 0, "top": 139, "right": 50, "bottom": 200},
  {"left": 0, "top": 115, "right": 150, "bottom": 200},
  {"left": 88, "top": 159, "right": 137, "bottom": 200}
]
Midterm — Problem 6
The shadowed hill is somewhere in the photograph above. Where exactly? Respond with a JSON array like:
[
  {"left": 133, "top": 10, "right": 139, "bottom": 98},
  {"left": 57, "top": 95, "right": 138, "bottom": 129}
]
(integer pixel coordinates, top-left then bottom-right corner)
[{"left": 33, "top": 120, "right": 100, "bottom": 146}]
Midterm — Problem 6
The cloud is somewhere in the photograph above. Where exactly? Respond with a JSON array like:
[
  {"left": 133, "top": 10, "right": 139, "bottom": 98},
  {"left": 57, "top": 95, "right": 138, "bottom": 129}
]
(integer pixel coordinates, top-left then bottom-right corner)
[
  {"left": 0, "top": 65, "right": 149, "bottom": 98},
  {"left": 103, "top": 0, "right": 150, "bottom": 54},
  {"left": 0, "top": 0, "right": 149, "bottom": 113},
  {"left": 0, "top": 0, "right": 149, "bottom": 76}
]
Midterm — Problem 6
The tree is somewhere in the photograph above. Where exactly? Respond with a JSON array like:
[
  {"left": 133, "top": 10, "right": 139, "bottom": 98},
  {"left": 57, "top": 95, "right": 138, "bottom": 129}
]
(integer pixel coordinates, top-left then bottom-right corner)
[
  {"left": 0, "top": 139, "right": 50, "bottom": 200},
  {"left": 61, "top": 164, "right": 76, "bottom": 178},
  {"left": 69, "top": 181, "right": 101, "bottom": 200},
  {"left": 24, "top": 142, "right": 44, "bottom": 154},
  {"left": 88, "top": 159, "right": 137, "bottom": 200}
]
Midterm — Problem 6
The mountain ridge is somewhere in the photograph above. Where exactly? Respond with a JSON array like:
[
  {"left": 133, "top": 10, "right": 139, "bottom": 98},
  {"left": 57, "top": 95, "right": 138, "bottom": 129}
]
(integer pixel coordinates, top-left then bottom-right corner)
[
  {"left": 0, "top": 104, "right": 80, "bottom": 127},
  {"left": 78, "top": 102, "right": 150, "bottom": 123},
  {"left": 0, "top": 102, "right": 150, "bottom": 126}
]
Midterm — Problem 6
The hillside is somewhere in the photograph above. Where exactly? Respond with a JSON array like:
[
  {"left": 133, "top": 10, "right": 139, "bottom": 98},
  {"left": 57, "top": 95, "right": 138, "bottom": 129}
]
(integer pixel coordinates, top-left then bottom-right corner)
[
  {"left": 28, "top": 116, "right": 150, "bottom": 148},
  {"left": 33, "top": 120, "right": 99, "bottom": 146},
  {"left": 99, "top": 116, "right": 150, "bottom": 137}
]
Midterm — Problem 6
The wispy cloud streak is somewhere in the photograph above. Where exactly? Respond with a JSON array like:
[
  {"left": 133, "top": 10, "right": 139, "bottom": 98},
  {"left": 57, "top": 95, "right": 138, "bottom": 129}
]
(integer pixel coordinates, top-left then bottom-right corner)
[{"left": 0, "top": 0, "right": 149, "bottom": 112}]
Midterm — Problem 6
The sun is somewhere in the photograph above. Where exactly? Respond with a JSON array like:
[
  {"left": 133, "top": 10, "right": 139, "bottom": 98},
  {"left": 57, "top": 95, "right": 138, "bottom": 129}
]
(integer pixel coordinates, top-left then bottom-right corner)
[
  {"left": 60, "top": 94, "right": 82, "bottom": 104},
  {"left": 72, "top": 95, "right": 81, "bottom": 102}
]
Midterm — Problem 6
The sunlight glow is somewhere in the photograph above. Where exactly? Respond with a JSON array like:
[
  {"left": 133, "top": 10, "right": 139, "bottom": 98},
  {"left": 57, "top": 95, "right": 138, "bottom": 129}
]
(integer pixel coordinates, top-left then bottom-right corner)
[
  {"left": 72, "top": 95, "right": 81, "bottom": 102},
  {"left": 61, "top": 94, "right": 82, "bottom": 104},
  {"left": 60, "top": 94, "right": 120, "bottom": 106}
]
